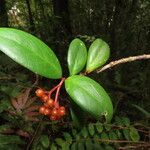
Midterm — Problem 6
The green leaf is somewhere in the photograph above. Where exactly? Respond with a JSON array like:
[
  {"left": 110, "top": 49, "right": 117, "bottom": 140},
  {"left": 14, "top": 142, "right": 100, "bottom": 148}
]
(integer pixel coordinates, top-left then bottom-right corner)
[
  {"left": 65, "top": 75, "right": 113, "bottom": 122},
  {"left": 80, "top": 127, "right": 89, "bottom": 138},
  {"left": 0, "top": 99, "right": 12, "bottom": 113},
  {"left": 109, "top": 131, "right": 118, "bottom": 140},
  {"left": 78, "top": 142, "right": 85, "bottom": 150},
  {"left": 100, "top": 132, "right": 109, "bottom": 140},
  {"left": 88, "top": 124, "right": 95, "bottom": 136},
  {"left": 85, "top": 140, "right": 93, "bottom": 150},
  {"left": 129, "top": 127, "right": 140, "bottom": 141},
  {"left": 63, "top": 132, "right": 72, "bottom": 143},
  {"left": 50, "top": 143, "right": 57, "bottom": 150},
  {"left": 86, "top": 38, "right": 110, "bottom": 73},
  {"left": 104, "top": 145, "right": 115, "bottom": 150},
  {"left": 55, "top": 138, "right": 65, "bottom": 146},
  {"left": 0, "top": 125, "right": 12, "bottom": 132},
  {"left": 115, "top": 130, "right": 123, "bottom": 139},
  {"left": 115, "top": 116, "right": 123, "bottom": 126},
  {"left": 67, "top": 38, "right": 87, "bottom": 75},
  {"left": 0, "top": 28, "right": 62, "bottom": 79},
  {"left": 0, "top": 135, "right": 24, "bottom": 145},
  {"left": 121, "top": 117, "right": 130, "bottom": 127},
  {"left": 40, "top": 135, "right": 50, "bottom": 148},
  {"left": 123, "top": 129, "right": 131, "bottom": 140},
  {"left": 104, "top": 124, "right": 111, "bottom": 131},
  {"left": 71, "top": 142, "right": 77, "bottom": 150},
  {"left": 95, "top": 123, "right": 103, "bottom": 133}
]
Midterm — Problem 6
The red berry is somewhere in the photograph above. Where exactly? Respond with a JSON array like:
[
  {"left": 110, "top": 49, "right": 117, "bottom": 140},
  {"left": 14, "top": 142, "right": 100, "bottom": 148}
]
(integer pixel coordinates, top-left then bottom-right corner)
[
  {"left": 51, "top": 108, "right": 58, "bottom": 116},
  {"left": 50, "top": 115, "right": 58, "bottom": 121},
  {"left": 41, "top": 95, "right": 49, "bottom": 102},
  {"left": 45, "top": 99, "right": 54, "bottom": 107},
  {"left": 58, "top": 107, "right": 66, "bottom": 116},
  {"left": 44, "top": 108, "right": 51, "bottom": 115},
  {"left": 59, "top": 106, "right": 65, "bottom": 110},
  {"left": 39, "top": 106, "right": 46, "bottom": 114},
  {"left": 35, "top": 89, "right": 45, "bottom": 97},
  {"left": 50, "top": 115, "right": 60, "bottom": 121}
]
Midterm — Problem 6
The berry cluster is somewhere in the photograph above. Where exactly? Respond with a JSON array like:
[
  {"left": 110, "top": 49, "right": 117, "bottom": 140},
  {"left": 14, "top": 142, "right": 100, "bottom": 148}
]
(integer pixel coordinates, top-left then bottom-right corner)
[{"left": 35, "top": 88, "right": 66, "bottom": 121}]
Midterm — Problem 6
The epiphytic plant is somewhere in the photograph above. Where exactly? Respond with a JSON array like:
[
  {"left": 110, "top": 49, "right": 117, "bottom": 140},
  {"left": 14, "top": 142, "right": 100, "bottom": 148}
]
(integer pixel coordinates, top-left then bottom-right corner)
[{"left": 0, "top": 28, "right": 113, "bottom": 124}]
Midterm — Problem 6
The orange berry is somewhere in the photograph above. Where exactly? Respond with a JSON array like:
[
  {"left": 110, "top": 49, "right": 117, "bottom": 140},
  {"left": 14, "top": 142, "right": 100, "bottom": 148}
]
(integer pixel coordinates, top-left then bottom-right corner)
[
  {"left": 58, "top": 107, "right": 66, "bottom": 116},
  {"left": 41, "top": 95, "right": 49, "bottom": 102},
  {"left": 45, "top": 99, "right": 54, "bottom": 107},
  {"left": 50, "top": 115, "right": 58, "bottom": 121},
  {"left": 51, "top": 108, "right": 58, "bottom": 116},
  {"left": 50, "top": 115, "right": 60, "bottom": 121},
  {"left": 35, "top": 89, "right": 45, "bottom": 97},
  {"left": 39, "top": 106, "right": 46, "bottom": 114},
  {"left": 44, "top": 108, "right": 51, "bottom": 115}
]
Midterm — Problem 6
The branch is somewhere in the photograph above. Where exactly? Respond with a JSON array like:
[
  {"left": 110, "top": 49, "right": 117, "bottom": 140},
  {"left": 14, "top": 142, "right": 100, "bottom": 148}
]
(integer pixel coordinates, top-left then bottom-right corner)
[{"left": 97, "top": 54, "right": 150, "bottom": 73}]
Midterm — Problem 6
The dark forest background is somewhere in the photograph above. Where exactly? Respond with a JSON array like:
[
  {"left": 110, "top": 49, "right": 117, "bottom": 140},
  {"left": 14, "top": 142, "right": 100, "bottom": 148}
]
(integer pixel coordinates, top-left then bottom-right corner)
[{"left": 0, "top": 0, "right": 150, "bottom": 149}]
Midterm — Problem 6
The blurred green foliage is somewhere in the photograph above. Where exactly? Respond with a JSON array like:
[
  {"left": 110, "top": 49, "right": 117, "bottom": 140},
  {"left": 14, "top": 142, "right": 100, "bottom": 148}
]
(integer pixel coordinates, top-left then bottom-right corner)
[{"left": 0, "top": 0, "right": 149, "bottom": 149}]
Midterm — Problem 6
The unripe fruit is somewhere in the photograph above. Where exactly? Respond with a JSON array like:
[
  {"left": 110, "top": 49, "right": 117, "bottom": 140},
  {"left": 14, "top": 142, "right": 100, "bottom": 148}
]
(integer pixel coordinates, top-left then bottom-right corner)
[{"left": 35, "top": 89, "right": 45, "bottom": 97}]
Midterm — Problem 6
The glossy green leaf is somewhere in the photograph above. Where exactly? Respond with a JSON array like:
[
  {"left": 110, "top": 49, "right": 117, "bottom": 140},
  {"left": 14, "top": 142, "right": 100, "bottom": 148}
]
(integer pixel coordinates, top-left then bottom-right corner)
[
  {"left": 65, "top": 75, "right": 113, "bottom": 122},
  {"left": 67, "top": 38, "right": 87, "bottom": 75},
  {"left": 86, "top": 38, "right": 110, "bottom": 73},
  {"left": 0, "top": 28, "right": 62, "bottom": 79},
  {"left": 129, "top": 127, "right": 140, "bottom": 141}
]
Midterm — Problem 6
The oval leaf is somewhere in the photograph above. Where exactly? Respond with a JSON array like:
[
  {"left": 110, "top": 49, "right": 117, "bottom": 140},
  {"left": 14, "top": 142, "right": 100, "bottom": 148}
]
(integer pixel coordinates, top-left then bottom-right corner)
[
  {"left": 129, "top": 127, "right": 140, "bottom": 141},
  {"left": 86, "top": 38, "right": 110, "bottom": 73},
  {"left": 0, "top": 28, "right": 62, "bottom": 79},
  {"left": 40, "top": 135, "right": 50, "bottom": 148},
  {"left": 65, "top": 75, "right": 113, "bottom": 122},
  {"left": 67, "top": 38, "right": 87, "bottom": 75}
]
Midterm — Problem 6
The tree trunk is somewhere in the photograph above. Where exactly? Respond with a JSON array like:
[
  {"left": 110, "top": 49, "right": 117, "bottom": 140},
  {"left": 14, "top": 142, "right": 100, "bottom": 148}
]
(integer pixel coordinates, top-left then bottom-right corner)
[
  {"left": 0, "top": 0, "right": 8, "bottom": 27},
  {"left": 52, "top": 0, "right": 72, "bottom": 36},
  {"left": 25, "top": 0, "right": 35, "bottom": 32}
]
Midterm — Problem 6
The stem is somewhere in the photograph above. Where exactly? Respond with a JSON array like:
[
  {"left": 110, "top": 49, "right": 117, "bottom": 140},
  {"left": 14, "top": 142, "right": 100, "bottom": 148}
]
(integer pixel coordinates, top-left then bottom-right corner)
[
  {"left": 97, "top": 54, "right": 150, "bottom": 73},
  {"left": 48, "top": 84, "right": 60, "bottom": 99},
  {"left": 54, "top": 78, "right": 65, "bottom": 108}
]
